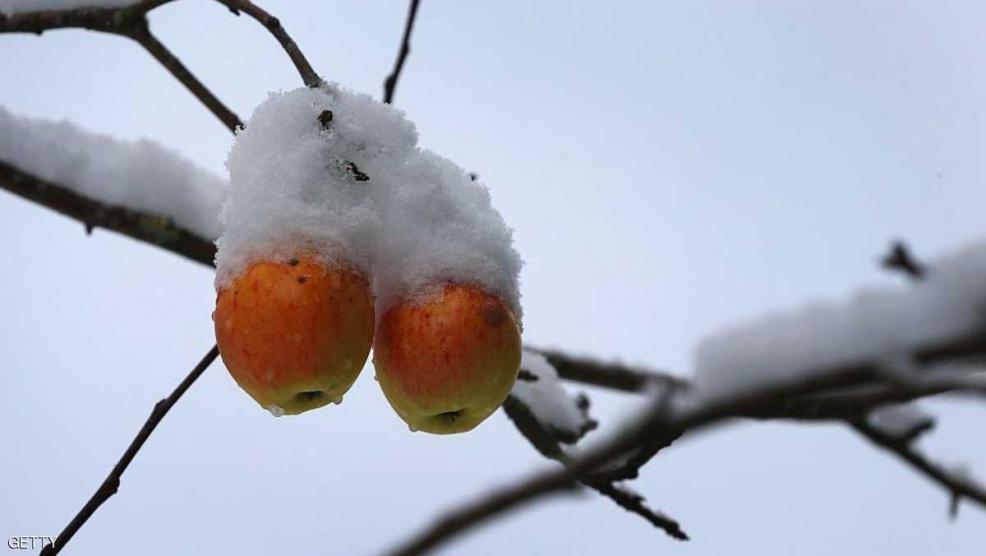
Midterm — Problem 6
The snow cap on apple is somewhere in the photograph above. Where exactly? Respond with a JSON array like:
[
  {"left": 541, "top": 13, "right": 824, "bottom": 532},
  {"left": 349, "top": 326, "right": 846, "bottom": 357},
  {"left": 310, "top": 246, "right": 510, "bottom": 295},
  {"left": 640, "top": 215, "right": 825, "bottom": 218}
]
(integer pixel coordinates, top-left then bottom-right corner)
[{"left": 214, "top": 84, "right": 523, "bottom": 430}]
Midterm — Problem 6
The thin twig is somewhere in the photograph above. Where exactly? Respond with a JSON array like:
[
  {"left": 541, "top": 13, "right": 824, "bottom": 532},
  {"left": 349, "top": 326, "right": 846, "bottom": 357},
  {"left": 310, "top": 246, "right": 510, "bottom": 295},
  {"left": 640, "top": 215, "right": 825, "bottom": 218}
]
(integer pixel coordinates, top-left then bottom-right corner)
[
  {"left": 128, "top": 26, "right": 243, "bottom": 132},
  {"left": 851, "top": 420, "right": 986, "bottom": 515},
  {"left": 0, "top": 2, "right": 243, "bottom": 134},
  {"left": 535, "top": 348, "right": 682, "bottom": 393},
  {"left": 383, "top": 0, "right": 421, "bottom": 104},
  {"left": 213, "top": 0, "right": 322, "bottom": 88},
  {"left": 39, "top": 346, "right": 219, "bottom": 556}
]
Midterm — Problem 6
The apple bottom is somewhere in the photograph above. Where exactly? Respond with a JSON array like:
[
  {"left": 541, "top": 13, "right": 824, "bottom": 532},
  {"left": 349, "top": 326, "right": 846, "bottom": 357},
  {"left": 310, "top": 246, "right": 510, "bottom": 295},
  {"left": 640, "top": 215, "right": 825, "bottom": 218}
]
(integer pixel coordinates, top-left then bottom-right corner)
[
  {"left": 214, "top": 256, "right": 374, "bottom": 416},
  {"left": 373, "top": 284, "right": 522, "bottom": 434}
]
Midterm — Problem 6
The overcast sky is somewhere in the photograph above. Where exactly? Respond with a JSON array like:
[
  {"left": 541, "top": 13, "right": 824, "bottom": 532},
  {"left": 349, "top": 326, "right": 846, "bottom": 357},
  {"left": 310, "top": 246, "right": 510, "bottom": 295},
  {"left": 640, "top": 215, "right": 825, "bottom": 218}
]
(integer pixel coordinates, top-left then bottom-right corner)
[{"left": 2, "top": 1, "right": 985, "bottom": 555}]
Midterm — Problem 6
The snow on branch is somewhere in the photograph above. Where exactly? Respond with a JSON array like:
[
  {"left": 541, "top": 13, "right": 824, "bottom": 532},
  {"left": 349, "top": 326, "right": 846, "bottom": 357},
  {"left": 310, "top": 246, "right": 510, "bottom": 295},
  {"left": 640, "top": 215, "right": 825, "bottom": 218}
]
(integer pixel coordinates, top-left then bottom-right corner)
[
  {"left": 503, "top": 350, "right": 686, "bottom": 539},
  {"left": 0, "top": 106, "right": 226, "bottom": 241},
  {"left": 694, "top": 240, "right": 986, "bottom": 398},
  {"left": 510, "top": 350, "right": 597, "bottom": 444}
]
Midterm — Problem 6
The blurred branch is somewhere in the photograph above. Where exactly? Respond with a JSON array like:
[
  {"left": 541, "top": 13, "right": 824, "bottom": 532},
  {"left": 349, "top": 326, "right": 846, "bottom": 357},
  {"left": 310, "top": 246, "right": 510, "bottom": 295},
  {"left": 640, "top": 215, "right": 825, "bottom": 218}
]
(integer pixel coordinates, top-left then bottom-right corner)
[
  {"left": 383, "top": 353, "right": 986, "bottom": 556},
  {"left": 40, "top": 345, "right": 219, "bottom": 556},
  {"left": 502, "top": 396, "right": 688, "bottom": 540},
  {"left": 383, "top": 0, "right": 421, "bottom": 104},
  {"left": 213, "top": 0, "right": 322, "bottom": 88},
  {"left": 851, "top": 419, "right": 986, "bottom": 516},
  {"left": 533, "top": 348, "right": 683, "bottom": 393},
  {"left": 882, "top": 240, "right": 927, "bottom": 281}
]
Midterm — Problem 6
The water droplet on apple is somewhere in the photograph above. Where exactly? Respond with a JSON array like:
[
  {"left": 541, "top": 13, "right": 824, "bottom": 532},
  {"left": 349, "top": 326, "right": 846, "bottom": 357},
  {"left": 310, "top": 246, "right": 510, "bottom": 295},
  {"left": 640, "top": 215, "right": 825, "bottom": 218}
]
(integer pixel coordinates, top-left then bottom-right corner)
[
  {"left": 332, "top": 395, "right": 343, "bottom": 405},
  {"left": 408, "top": 424, "right": 418, "bottom": 432},
  {"left": 266, "top": 404, "right": 285, "bottom": 417}
]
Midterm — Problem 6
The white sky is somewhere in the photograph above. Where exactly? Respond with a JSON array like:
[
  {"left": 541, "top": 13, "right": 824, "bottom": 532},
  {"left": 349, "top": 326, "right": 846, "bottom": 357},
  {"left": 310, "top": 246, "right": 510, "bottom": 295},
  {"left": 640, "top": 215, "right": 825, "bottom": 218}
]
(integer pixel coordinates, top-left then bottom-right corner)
[{"left": 1, "top": 1, "right": 985, "bottom": 554}]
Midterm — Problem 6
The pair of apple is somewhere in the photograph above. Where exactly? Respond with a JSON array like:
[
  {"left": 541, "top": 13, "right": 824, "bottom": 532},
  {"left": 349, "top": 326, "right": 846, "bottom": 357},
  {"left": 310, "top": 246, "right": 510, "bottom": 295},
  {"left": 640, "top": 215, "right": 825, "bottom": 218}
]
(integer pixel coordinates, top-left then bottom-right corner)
[{"left": 213, "top": 256, "right": 522, "bottom": 434}]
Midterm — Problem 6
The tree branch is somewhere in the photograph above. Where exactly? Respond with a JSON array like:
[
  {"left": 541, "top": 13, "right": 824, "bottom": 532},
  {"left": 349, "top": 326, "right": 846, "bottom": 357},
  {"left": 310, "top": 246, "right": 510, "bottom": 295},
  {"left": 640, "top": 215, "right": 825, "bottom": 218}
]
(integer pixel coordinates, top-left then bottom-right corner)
[
  {"left": 0, "top": 1, "right": 243, "bottom": 133},
  {"left": 383, "top": 0, "right": 421, "bottom": 104},
  {"left": 212, "top": 0, "right": 322, "bottom": 88},
  {"left": 0, "top": 160, "right": 216, "bottom": 266},
  {"left": 851, "top": 419, "right": 986, "bottom": 515},
  {"left": 501, "top": 396, "right": 687, "bottom": 540},
  {"left": 39, "top": 345, "right": 219, "bottom": 556},
  {"left": 127, "top": 26, "right": 243, "bottom": 132},
  {"left": 383, "top": 350, "right": 986, "bottom": 556},
  {"left": 533, "top": 348, "right": 683, "bottom": 393}
]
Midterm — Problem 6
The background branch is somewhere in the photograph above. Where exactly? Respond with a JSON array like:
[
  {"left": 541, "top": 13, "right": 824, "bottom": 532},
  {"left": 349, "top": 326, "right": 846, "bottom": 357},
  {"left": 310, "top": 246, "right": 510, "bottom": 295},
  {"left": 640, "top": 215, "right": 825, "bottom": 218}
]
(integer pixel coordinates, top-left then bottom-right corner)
[
  {"left": 851, "top": 419, "right": 986, "bottom": 514},
  {"left": 501, "top": 396, "right": 688, "bottom": 540}
]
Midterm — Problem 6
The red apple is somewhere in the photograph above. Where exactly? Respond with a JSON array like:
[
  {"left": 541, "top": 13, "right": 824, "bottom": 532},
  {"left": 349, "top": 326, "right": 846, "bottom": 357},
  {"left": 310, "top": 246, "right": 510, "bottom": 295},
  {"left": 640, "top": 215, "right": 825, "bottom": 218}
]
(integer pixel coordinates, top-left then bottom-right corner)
[
  {"left": 373, "top": 283, "right": 522, "bottom": 433},
  {"left": 214, "top": 256, "right": 374, "bottom": 415}
]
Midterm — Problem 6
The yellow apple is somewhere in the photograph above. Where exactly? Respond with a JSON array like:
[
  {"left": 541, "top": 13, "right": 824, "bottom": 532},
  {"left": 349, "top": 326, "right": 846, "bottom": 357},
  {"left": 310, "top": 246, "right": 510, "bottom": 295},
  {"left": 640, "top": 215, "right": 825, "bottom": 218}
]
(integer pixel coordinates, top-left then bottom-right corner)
[
  {"left": 214, "top": 256, "right": 374, "bottom": 415},
  {"left": 373, "top": 283, "right": 522, "bottom": 433}
]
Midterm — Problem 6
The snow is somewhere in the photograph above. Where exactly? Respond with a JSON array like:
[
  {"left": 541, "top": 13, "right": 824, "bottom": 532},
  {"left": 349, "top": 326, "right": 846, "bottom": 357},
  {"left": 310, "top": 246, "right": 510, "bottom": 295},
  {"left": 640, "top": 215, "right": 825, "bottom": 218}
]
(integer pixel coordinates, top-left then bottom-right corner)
[
  {"left": 693, "top": 241, "right": 986, "bottom": 396},
  {"left": 217, "top": 85, "right": 522, "bottom": 317},
  {"left": 867, "top": 404, "right": 934, "bottom": 441},
  {"left": 0, "top": 105, "right": 226, "bottom": 240},
  {"left": 511, "top": 349, "right": 594, "bottom": 441},
  {"left": 0, "top": 0, "right": 139, "bottom": 14}
]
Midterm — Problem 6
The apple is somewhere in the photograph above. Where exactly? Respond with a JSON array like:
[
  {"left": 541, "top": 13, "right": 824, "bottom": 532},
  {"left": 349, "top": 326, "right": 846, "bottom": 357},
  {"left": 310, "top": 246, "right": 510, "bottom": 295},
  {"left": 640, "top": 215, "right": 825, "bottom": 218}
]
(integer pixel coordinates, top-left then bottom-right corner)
[
  {"left": 373, "top": 283, "right": 522, "bottom": 433},
  {"left": 214, "top": 255, "right": 374, "bottom": 416}
]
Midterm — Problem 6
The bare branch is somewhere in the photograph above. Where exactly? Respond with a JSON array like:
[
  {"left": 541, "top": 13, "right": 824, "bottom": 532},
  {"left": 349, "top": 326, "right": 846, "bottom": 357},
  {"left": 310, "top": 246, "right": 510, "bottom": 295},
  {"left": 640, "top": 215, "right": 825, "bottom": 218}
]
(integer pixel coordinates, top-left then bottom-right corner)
[
  {"left": 0, "top": 160, "right": 216, "bottom": 267},
  {"left": 127, "top": 26, "right": 243, "bottom": 132},
  {"left": 213, "top": 0, "right": 322, "bottom": 88},
  {"left": 383, "top": 0, "right": 421, "bottom": 104},
  {"left": 534, "top": 348, "right": 683, "bottom": 393},
  {"left": 850, "top": 419, "right": 986, "bottom": 515},
  {"left": 0, "top": 3, "right": 159, "bottom": 34},
  {"left": 39, "top": 345, "right": 219, "bottom": 556},
  {"left": 0, "top": 1, "right": 243, "bottom": 133},
  {"left": 501, "top": 396, "right": 687, "bottom": 540}
]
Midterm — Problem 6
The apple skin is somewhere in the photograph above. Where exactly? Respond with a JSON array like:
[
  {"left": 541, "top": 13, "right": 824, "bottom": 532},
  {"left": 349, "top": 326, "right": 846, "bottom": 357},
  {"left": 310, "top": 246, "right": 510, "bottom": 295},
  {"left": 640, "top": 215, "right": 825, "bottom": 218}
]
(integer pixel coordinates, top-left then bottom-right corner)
[
  {"left": 373, "top": 284, "right": 522, "bottom": 434},
  {"left": 214, "top": 256, "right": 374, "bottom": 415}
]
